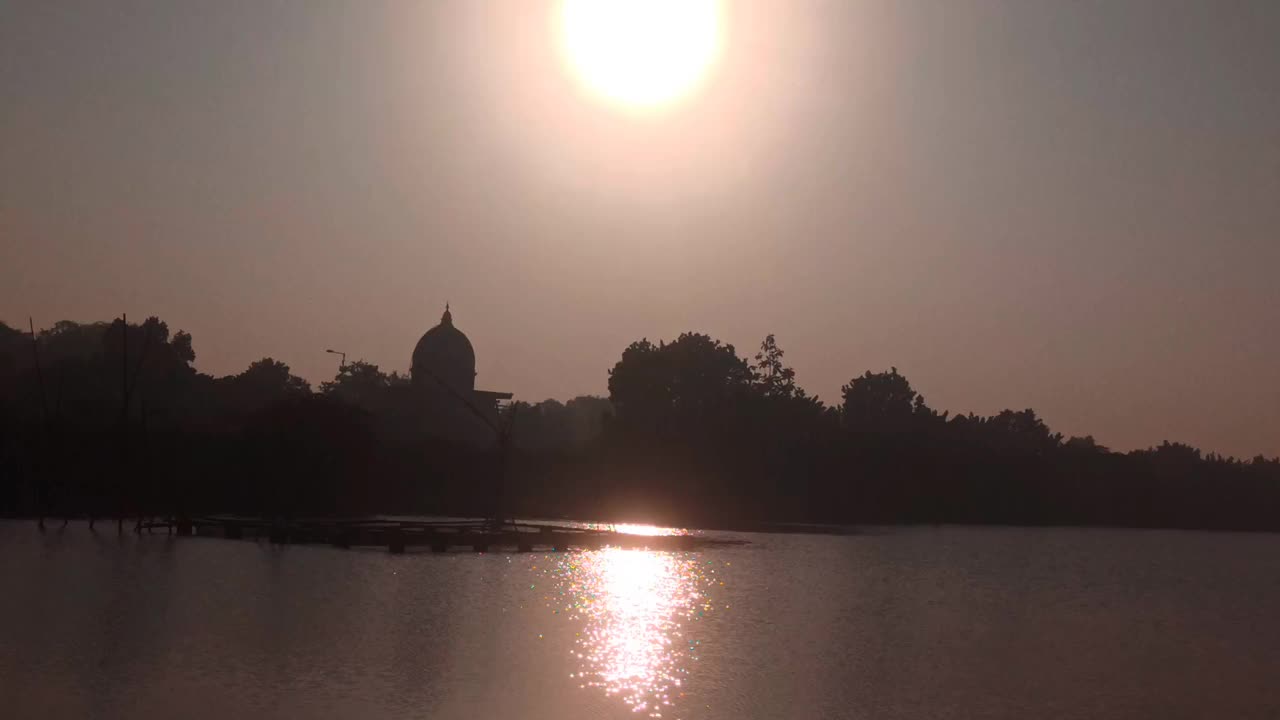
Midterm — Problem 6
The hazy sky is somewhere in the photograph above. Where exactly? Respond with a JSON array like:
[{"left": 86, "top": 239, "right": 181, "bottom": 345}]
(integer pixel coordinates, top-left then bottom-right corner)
[{"left": 3, "top": 0, "right": 1278, "bottom": 457}]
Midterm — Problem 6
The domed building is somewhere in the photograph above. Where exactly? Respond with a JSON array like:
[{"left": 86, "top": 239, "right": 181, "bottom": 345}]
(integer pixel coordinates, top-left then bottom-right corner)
[{"left": 411, "top": 305, "right": 511, "bottom": 444}]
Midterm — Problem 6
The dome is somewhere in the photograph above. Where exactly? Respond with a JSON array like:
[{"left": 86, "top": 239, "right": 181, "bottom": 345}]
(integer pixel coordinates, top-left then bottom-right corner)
[{"left": 411, "top": 305, "right": 476, "bottom": 392}]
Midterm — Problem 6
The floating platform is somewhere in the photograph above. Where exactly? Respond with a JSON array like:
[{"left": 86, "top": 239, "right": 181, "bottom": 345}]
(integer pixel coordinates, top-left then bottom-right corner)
[{"left": 165, "top": 516, "right": 745, "bottom": 554}]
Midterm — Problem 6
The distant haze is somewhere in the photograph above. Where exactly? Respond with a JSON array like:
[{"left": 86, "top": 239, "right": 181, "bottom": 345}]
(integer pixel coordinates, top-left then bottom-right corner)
[{"left": 2, "top": 1, "right": 1278, "bottom": 457}]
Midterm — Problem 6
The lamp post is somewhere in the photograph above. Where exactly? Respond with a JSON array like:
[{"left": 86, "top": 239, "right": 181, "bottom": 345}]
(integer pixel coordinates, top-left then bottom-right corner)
[{"left": 325, "top": 348, "right": 346, "bottom": 369}]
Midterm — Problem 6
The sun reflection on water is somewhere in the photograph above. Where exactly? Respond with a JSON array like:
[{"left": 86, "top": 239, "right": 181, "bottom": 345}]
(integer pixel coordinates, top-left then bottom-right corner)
[
  {"left": 537, "top": 529, "right": 722, "bottom": 718},
  {"left": 579, "top": 521, "right": 689, "bottom": 537}
]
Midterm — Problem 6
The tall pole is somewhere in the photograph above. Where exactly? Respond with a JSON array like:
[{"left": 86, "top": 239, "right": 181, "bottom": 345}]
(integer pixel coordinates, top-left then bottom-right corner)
[
  {"left": 28, "top": 318, "right": 48, "bottom": 529},
  {"left": 119, "top": 314, "right": 127, "bottom": 533},
  {"left": 121, "top": 314, "right": 128, "bottom": 421},
  {"left": 126, "top": 321, "right": 153, "bottom": 533},
  {"left": 27, "top": 318, "right": 47, "bottom": 422},
  {"left": 125, "top": 320, "right": 154, "bottom": 412}
]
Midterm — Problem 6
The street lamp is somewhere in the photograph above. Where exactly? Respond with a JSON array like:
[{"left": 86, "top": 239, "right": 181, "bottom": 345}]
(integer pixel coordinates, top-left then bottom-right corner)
[{"left": 325, "top": 348, "right": 346, "bottom": 369}]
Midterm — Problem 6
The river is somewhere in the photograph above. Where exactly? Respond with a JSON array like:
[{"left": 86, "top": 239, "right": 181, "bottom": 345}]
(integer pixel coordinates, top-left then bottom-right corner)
[{"left": 2, "top": 521, "right": 1278, "bottom": 719}]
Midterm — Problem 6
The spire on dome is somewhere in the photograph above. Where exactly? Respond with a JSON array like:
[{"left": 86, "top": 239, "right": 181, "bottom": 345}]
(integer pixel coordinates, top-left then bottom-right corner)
[{"left": 442, "top": 303, "right": 452, "bottom": 326}]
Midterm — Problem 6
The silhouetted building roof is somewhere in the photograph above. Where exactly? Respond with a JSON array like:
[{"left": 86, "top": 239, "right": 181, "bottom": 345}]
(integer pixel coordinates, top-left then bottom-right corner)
[
  {"left": 410, "top": 305, "right": 511, "bottom": 447},
  {"left": 411, "top": 304, "right": 476, "bottom": 393}
]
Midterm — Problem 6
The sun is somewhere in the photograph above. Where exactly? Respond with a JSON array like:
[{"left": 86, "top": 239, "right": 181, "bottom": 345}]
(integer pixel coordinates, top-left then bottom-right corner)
[{"left": 557, "top": 0, "right": 725, "bottom": 110}]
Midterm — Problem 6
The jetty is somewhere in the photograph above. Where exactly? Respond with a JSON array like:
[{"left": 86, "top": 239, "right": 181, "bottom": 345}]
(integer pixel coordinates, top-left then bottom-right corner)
[{"left": 152, "top": 516, "right": 743, "bottom": 554}]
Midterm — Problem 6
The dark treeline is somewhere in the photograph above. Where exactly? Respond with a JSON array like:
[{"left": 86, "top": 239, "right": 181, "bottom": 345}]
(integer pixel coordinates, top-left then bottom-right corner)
[{"left": 2, "top": 318, "right": 1278, "bottom": 531}]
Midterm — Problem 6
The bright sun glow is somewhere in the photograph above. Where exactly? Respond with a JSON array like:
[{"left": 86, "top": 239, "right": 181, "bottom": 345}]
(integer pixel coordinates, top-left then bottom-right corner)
[{"left": 557, "top": 0, "right": 724, "bottom": 110}]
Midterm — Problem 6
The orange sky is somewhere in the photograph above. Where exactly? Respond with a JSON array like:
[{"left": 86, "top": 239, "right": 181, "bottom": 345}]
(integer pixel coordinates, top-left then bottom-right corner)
[{"left": 2, "top": 1, "right": 1278, "bottom": 457}]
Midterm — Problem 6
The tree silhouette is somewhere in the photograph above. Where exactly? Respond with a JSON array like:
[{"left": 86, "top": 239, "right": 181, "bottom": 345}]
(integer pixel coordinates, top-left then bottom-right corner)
[
  {"left": 506, "top": 395, "right": 615, "bottom": 450},
  {"left": 4, "top": 316, "right": 1280, "bottom": 531},
  {"left": 320, "top": 360, "right": 394, "bottom": 410},
  {"left": 1064, "top": 435, "right": 1109, "bottom": 454},
  {"left": 754, "top": 334, "right": 800, "bottom": 399},
  {"left": 223, "top": 358, "right": 311, "bottom": 413},
  {"left": 238, "top": 358, "right": 311, "bottom": 396},
  {"left": 840, "top": 367, "right": 935, "bottom": 433},
  {"left": 607, "top": 333, "right": 753, "bottom": 434},
  {"left": 982, "top": 409, "right": 1063, "bottom": 455}
]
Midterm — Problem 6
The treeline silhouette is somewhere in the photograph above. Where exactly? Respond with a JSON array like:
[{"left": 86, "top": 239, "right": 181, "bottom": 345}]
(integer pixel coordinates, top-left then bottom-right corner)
[{"left": 2, "top": 317, "right": 1278, "bottom": 531}]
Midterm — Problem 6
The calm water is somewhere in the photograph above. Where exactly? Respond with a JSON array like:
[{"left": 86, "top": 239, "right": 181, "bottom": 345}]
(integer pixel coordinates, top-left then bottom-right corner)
[{"left": 2, "top": 521, "right": 1279, "bottom": 719}]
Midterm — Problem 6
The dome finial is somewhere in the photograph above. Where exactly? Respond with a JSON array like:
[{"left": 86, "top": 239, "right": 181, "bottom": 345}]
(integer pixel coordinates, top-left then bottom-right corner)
[{"left": 442, "top": 302, "right": 452, "bottom": 326}]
